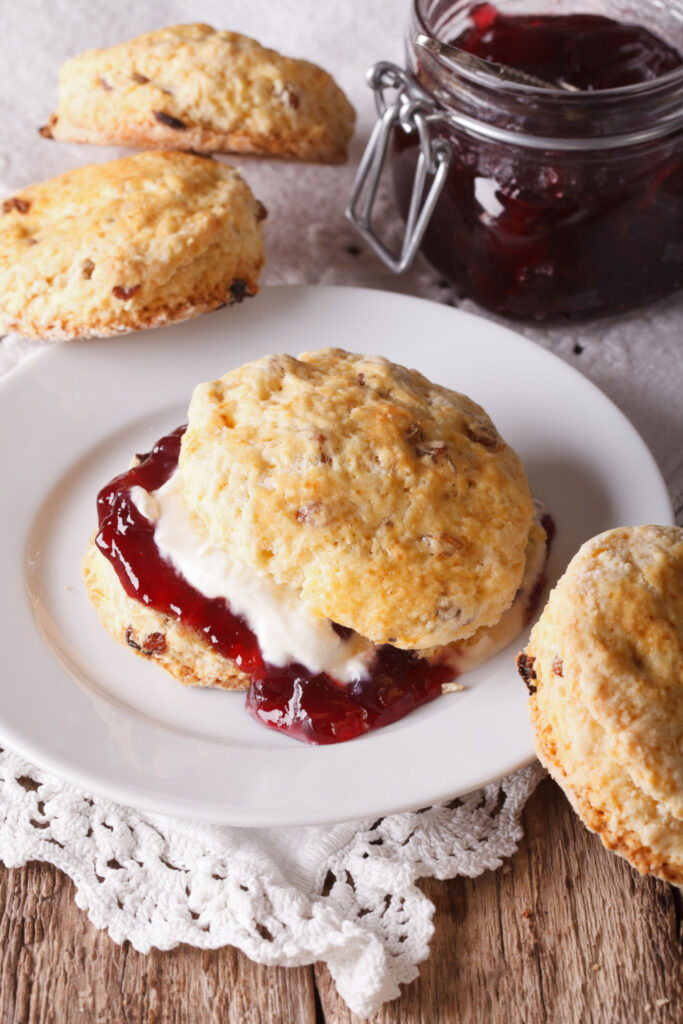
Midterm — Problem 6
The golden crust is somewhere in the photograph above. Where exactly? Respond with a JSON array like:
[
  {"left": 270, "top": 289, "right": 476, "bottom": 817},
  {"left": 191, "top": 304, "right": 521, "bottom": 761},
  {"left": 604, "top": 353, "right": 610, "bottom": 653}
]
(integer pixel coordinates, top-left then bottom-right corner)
[
  {"left": 0, "top": 151, "right": 265, "bottom": 341},
  {"left": 44, "top": 24, "right": 355, "bottom": 164},
  {"left": 562, "top": 526, "right": 683, "bottom": 819},
  {"left": 179, "top": 348, "right": 534, "bottom": 650},
  {"left": 521, "top": 525, "right": 683, "bottom": 884},
  {"left": 535, "top": 526, "right": 683, "bottom": 818},
  {"left": 530, "top": 663, "right": 683, "bottom": 885},
  {"left": 83, "top": 538, "right": 249, "bottom": 691}
]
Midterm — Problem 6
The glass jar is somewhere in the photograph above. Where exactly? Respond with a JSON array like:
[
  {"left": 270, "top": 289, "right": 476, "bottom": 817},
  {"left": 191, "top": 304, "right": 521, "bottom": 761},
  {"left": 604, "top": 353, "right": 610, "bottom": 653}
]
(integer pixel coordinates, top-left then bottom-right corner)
[{"left": 347, "top": 0, "right": 683, "bottom": 321}]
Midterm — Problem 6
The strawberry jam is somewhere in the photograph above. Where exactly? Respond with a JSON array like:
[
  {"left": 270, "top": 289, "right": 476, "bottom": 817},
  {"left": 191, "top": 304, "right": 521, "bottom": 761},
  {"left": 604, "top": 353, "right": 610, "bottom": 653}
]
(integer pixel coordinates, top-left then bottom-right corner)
[
  {"left": 95, "top": 429, "right": 453, "bottom": 744},
  {"left": 455, "top": 4, "right": 682, "bottom": 90},
  {"left": 395, "top": 2, "right": 683, "bottom": 320}
]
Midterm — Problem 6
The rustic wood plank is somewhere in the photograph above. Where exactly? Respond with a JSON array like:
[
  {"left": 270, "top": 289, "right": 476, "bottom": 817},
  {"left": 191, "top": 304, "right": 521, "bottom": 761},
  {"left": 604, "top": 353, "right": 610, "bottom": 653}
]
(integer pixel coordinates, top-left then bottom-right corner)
[
  {"left": 314, "top": 778, "right": 683, "bottom": 1023},
  {"left": 1, "top": 779, "right": 681, "bottom": 1024},
  {"left": 0, "top": 861, "right": 317, "bottom": 1024}
]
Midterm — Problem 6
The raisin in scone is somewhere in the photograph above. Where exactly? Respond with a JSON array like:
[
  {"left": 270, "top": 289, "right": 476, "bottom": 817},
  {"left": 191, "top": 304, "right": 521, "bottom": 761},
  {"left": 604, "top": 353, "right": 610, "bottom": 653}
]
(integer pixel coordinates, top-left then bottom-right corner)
[
  {"left": 518, "top": 525, "right": 683, "bottom": 883},
  {"left": 0, "top": 151, "right": 265, "bottom": 340},
  {"left": 179, "top": 349, "right": 535, "bottom": 650},
  {"left": 41, "top": 24, "right": 355, "bottom": 164}
]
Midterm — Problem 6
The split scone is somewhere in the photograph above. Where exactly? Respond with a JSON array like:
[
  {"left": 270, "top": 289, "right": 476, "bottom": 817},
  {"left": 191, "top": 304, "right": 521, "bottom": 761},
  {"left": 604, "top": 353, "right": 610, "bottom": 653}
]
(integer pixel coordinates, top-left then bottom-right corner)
[
  {"left": 84, "top": 349, "right": 550, "bottom": 744},
  {"left": 0, "top": 151, "right": 266, "bottom": 340},
  {"left": 41, "top": 24, "right": 355, "bottom": 164},
  {"left": 518, "top": 525, "right": 683, "bottom": 883}
]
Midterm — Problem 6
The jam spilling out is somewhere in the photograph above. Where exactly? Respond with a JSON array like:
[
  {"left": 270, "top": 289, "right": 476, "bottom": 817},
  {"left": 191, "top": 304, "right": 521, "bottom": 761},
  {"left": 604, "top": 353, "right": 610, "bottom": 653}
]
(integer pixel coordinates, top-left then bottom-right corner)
[
  {"left": 96, "top": 429, "right": 453, "bottom": 745},
  {"left": 395, "top": 3, "right": 683, "bottom": 320},
  {"left": 455, "top": 3, "right": 682, "bottom": 90}
]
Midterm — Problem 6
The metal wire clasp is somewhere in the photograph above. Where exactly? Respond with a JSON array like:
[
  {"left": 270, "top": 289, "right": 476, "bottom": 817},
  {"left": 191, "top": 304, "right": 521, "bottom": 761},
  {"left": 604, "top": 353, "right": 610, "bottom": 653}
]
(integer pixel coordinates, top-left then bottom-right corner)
[{"left": 346, "top": 62, "right": 451, "bottom": 273}]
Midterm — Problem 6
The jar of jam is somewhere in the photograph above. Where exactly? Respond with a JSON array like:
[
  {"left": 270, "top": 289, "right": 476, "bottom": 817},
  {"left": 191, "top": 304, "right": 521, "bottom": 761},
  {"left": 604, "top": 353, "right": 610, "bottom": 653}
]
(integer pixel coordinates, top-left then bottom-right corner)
[{"left": 347, "top": 1, "right": 683, "bottom": 321}]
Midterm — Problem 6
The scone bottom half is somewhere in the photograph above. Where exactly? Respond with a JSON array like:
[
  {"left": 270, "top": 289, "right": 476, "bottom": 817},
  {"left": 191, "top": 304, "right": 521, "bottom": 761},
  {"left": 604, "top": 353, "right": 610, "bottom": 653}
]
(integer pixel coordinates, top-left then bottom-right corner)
[
  {"left": 517, "top": 524, "right": 683, "bottom": 884},
  {"left": 41, "top": 24, "right": 355, "bottom": 164},
  {"left": 0, "top": 151, "right": 266, "bottom": 341},
  {"left": 85, "top": 349, "right": 552, "bottom": 745}
]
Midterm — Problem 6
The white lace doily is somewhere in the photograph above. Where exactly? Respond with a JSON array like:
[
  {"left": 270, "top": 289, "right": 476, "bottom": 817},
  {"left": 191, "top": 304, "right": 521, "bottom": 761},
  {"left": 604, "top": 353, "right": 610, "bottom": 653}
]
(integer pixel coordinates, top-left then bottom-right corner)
[
  {"left": 1, "top": 0, "right": 682, "bottom": 1016},
  {"left": 0, "top": 747, "right": 543, "bottom": 1017}
]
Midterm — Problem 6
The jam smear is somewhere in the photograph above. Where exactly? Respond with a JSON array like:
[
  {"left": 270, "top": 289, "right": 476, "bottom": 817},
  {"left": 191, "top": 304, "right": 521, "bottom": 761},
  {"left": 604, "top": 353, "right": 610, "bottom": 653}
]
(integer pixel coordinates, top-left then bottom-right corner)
[
  {"left": 455, "top": 3, "right": 682, "bottom": 90},
  {"left": 395, "top": 4, "right": 683, "bottom": 320},
  {"left": 96, "top": 429, "right": 453, "bottom": 745},
  {"left": 97, "top": 428, "right": 264, "bottom": 677}
]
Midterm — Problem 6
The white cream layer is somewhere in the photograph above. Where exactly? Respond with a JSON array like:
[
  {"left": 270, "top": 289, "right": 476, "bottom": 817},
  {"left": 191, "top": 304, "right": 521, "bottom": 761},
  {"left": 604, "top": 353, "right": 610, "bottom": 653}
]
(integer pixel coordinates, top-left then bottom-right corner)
[
  {"left": 130, "top": 469, "right": 376, "bottom": 683},
  {"left": 131, "top": 471, "right": 548, "bottom": 687}
]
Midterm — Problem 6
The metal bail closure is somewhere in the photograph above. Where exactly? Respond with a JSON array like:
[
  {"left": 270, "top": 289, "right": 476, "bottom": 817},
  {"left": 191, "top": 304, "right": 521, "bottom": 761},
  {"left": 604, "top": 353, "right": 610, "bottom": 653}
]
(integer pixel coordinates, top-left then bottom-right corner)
[{"left": 346, "top": 62, "right": 451, "bottom": 274}]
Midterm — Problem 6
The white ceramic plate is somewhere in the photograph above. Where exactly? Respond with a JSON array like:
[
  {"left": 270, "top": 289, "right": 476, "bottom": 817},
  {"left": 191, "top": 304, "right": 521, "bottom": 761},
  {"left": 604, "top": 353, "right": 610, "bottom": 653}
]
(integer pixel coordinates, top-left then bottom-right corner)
[{"left": 0, "top": 286, "right": 672, "bottom": 826}]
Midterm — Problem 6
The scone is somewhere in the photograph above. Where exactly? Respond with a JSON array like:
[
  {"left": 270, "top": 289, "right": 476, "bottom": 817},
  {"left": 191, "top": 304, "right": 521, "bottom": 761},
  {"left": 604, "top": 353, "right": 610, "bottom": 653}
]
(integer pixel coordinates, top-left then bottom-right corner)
[
  {"left": 85, "top": 350, "right": 549, "bottom": 744},
  {"left": 179, "top": 349, "right": 535, "bottom": 649},
  {"left": 41, "top": 24, "right": 355, "bottom": 164},
  {"left": 518, "top": 525, "right": 683, "bottom": 883},
  {"left": 0, "top": 151, "right": 265, "bottom": 340}
]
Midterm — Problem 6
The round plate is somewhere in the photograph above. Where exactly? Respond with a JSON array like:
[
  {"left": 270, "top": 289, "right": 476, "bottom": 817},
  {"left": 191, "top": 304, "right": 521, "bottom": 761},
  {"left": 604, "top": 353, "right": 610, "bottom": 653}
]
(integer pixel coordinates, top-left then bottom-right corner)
[{"left": 1, "top": 286, "right": 673, "bottom": 826}]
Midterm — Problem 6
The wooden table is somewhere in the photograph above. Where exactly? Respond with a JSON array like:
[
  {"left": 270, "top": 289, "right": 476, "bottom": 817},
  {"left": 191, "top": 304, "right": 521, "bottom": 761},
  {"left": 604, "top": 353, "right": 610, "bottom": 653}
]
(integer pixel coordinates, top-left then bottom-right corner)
[{"left": 1, "top": 777, "right": 681, "bottom": 1023}]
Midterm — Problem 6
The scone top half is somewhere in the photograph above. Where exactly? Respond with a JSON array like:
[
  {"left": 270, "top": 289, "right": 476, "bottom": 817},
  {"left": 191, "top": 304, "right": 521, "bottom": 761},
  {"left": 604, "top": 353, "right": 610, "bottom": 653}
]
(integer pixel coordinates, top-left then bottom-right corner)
[{"left": 179, "top": 349, "right": 535, "bottom": 650}]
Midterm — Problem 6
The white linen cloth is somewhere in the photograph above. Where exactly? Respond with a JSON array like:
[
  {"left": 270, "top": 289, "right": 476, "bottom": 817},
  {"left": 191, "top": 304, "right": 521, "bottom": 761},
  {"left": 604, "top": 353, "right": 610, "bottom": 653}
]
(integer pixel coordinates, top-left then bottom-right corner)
[{"left": 0, "top": 0, "right": 681, "bottom": 1016}]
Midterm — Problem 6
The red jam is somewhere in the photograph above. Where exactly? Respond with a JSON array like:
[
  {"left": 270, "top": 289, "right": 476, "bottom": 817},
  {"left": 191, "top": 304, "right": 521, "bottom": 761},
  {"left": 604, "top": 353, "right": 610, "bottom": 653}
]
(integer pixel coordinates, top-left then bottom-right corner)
[
  {"left": 395, "top": 3, "right": 683, "bottom": 320},
  {"left": 95, "top": 429, "right": 453, "bottom": 744},
  {"left": 456, "top": 4, "right": 682, "bottom": 90}
]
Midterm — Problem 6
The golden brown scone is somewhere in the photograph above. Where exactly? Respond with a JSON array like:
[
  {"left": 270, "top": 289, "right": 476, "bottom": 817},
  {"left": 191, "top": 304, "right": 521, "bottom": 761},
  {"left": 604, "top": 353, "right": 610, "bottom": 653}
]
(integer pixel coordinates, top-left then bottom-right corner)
[
  {"left": 0, "top": 151, "right": 265, "bottom": 340},
  {"left": 519, "top": 525, "right": 683, "bottom": 883},
  {"left": 179, "top": 349, "right": 534, "bottom": 650},
  {"left": 42, "top": 24, "right": 355, "bottom": 164},
  {"left": 83, "top": 537, "right": 249, "bottom": 691},
  {"left": 530, "top": 662, "right": 683, "bottom": 885}
]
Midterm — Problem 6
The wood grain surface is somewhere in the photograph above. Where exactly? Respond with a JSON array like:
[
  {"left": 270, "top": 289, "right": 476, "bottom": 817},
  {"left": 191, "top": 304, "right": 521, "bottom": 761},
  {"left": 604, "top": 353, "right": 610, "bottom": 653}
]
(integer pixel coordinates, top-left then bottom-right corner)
[{"left": 0, "top": 778, "right": 681, "bottom": 1024}]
